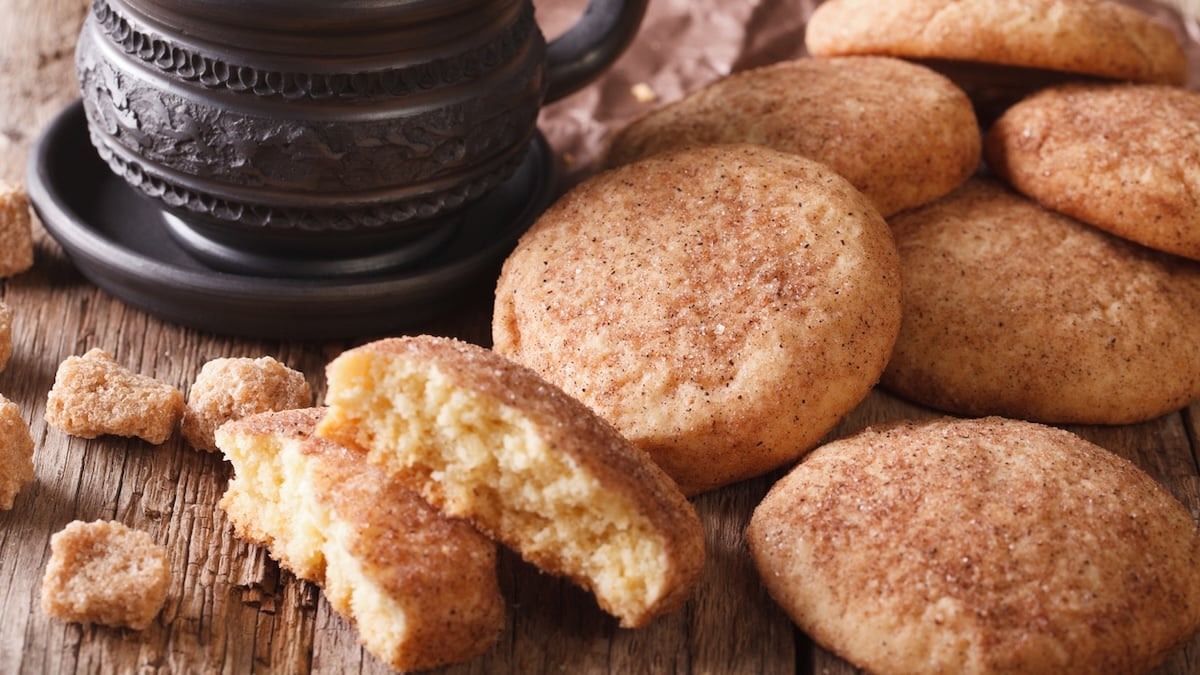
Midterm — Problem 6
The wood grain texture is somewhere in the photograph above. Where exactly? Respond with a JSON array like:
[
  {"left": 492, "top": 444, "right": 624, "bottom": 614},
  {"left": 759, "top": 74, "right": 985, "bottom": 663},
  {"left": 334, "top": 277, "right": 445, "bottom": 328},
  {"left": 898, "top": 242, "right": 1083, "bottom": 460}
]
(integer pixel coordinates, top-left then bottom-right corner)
[{"left": 0, "top": 1, "right": 1197, "bottom": 673}]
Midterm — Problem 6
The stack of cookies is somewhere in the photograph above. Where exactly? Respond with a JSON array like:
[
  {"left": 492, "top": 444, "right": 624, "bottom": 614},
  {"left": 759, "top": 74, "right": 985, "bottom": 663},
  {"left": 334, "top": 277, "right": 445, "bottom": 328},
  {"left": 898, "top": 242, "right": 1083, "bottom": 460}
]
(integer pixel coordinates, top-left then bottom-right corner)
[
  {"left": 487, "top": 0, "right": 1200, "bottom": 672},
  {"left": 801, "top": 0, "right": 1200, "bottom": 427}
]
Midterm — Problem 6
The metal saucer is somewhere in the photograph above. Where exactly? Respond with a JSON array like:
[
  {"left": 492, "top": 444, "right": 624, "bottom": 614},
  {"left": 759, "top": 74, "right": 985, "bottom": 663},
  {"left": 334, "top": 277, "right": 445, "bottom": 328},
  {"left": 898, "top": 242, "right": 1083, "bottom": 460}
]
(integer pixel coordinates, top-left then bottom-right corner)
[{"left": 26, "top": 100, "right": 556, "bottom": 339}]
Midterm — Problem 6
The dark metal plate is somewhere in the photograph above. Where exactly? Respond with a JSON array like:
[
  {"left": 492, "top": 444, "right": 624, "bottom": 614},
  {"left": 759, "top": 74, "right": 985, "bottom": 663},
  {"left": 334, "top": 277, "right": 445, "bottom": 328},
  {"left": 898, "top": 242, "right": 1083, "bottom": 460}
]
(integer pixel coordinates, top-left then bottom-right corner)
[{"left": 26, "top": 100, "right": 556, "bottom": 339}]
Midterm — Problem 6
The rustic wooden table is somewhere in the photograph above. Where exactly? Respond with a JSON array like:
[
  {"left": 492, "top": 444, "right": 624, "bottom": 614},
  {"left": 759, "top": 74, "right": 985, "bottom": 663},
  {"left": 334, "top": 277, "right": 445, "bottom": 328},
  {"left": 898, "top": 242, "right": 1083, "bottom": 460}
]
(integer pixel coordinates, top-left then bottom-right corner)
[{"left": 1, "top": 1, "right": 1197, "bottom": 673}]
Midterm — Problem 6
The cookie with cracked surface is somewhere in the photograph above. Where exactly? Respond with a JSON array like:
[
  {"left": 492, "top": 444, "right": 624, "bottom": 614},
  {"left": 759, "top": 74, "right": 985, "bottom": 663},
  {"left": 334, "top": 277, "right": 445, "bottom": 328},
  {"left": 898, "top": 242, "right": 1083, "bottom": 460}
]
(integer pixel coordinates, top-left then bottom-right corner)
[
  {"left": 805, "top": 0, "right": 1186, "bottom": 84},
  {"left": 493, "top": 144, "right": 902, "bottom": 495},
  {"left": 986, "top": 83, "right": 1200, "bottom": 261},
  {"left": 316, "top": 335, "right": 704, "bottom": 629},
  {"left": 748, "top": 416, "right": 1200, "bottom": 675},
  {"left": 605, "top": 56, "right": 980, "bottom": 217},
  {"left": 217, "top": 407, "right": 504, "bottom": 671},
  {"left": 805, "top": 0, "right": 1186, "bottom": 122},
  {"left": 882, "top": 178, "right": 1200, "bottom": 424}
]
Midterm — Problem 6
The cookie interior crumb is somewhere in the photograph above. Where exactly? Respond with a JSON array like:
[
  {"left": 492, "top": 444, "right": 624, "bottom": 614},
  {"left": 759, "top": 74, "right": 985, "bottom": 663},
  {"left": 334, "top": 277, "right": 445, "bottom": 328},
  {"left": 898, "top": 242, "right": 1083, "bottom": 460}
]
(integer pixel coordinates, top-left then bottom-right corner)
[
  {"left": 318, "top": 337, "right": 704, "bottom": 629},
  {"left": 217, "top": 408, "right": 504, "bottom": 671}
]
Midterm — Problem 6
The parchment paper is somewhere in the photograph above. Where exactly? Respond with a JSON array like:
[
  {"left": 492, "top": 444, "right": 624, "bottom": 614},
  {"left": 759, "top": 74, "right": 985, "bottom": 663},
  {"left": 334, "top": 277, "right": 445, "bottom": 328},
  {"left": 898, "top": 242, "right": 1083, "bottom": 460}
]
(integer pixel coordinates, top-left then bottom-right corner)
[{"left": 533, "top": 0, "right": 1198, "bottom": 189}]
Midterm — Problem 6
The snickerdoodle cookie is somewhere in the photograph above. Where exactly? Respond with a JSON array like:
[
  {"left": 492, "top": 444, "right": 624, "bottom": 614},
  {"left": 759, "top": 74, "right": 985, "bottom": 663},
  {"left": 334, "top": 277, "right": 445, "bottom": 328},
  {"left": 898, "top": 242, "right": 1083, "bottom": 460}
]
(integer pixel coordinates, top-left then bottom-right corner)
[
  {"left": 217, "top": 407, "right": 504, "bottom": 671},
  {"left": 805, "top": 0, "right": 1186, "bottom": 85},
  {"left": 493, "top": 144, "right": 902, "bottom": 495},
  {"left": 748, "top": 416, "right": 1200, "bottom": 675},
  {"left": 882, "top": 178, "right": 1200, "bottom": 424},
  {"left": 986, "top": 83, "right": 1200, "bottom": 261},
  {"left": 316, "top": 335, "right": 704, "bottom": 629},
  {"left": 605, "top": 56, "right": 980, "bottom": 217}
]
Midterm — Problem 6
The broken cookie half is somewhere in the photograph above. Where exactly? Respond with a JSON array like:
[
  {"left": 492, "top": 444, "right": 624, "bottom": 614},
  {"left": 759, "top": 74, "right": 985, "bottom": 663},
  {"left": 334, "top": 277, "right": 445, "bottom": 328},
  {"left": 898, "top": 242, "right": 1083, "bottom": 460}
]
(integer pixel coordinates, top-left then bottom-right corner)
[
  {"left": 316, "top": 335, "right": 705, "bottom": 629},
  {"left": 216, "top": 407, "right": 504, "bottom": 672}
]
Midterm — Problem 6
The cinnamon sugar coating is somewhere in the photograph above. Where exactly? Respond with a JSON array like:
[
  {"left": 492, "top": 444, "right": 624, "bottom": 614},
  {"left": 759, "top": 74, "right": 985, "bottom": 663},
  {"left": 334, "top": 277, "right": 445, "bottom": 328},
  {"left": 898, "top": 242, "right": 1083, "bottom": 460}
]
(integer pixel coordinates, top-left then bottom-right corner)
[
  {"left": 494, "top": 144, "right": 902, "bottom": 495},
  {"left": 987, "top": 83, "right": 1200, "bottom": 261},
  {"left": 317, "top": 335, "right": 705, "bottom": 628},
  {"left": 748, "top": 416, "right": 1200, "bottom": 675},
  {"left": 218, "top": 408, "right": 504, "bottom": 671},
  {"left": 606, "top": 56, "right": 980, "bottom": 217},
  {"left": 805, "top": 0, "right": 1186, "bottom": 85},
  {"left": 883, "top": 178, "right": 1200, "bottom": 424}
]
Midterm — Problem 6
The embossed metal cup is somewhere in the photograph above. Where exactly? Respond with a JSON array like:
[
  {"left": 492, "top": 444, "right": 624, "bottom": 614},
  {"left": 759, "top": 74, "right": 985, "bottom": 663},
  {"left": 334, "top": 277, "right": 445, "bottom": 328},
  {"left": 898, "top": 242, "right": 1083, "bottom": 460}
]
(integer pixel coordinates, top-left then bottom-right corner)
[{"left": 75, "top": 0, "right": 646, "bottom": 276}]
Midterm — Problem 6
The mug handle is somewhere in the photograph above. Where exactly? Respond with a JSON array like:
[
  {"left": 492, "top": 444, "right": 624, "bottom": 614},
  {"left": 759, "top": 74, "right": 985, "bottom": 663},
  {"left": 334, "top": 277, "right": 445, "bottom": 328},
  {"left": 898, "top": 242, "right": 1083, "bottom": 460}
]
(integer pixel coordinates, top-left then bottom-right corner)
[{"left": 543, "top": 0, "right": 650, "bottom": 103}]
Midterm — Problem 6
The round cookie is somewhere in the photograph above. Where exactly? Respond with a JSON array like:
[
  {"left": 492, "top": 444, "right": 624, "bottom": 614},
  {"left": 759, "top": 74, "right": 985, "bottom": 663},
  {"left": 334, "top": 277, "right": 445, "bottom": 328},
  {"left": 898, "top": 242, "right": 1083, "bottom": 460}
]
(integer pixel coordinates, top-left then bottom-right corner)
[
  {"left": 747, "top": 416, "right": 1200, "bottom": 675},
  {"left": 605, "top": 56, "right": 980, "bottom": 217},
  {"left": 986, "top": 83, "right": 1200, "bottom": 261},
  {"left": 805, "top": 0, "right": 1187, "bottom": 86},
  {"left": 492, "top": 144, "right": 902, "bottom": 495},
  {"left": 882, "top": 178, "right": 1200, "bottom": 424}
]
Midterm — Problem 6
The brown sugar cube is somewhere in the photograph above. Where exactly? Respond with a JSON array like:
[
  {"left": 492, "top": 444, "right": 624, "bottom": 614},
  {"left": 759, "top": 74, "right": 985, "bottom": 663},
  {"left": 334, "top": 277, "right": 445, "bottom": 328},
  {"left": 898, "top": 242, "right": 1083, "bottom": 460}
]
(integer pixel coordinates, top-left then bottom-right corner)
[
  {"left": 0, "top": 302, "right": 12, "bottom": 373},
  {"left": 0, "top": 393, "right": 34, "bottom": 510},
  {"left": 0, "top": 181, "right": 34, "bottom": 277},
  {"left": 181, "top": 356, "right": 311, "bottom": 452},
  {"left": 45, "top": 348, "right": 184, "bottom": 445},
  {"left": 41, "top": 520, "right": 170, "bottom": 630},
  {"left": 181, "top": 357, "right": 310, "bottom": 452}
]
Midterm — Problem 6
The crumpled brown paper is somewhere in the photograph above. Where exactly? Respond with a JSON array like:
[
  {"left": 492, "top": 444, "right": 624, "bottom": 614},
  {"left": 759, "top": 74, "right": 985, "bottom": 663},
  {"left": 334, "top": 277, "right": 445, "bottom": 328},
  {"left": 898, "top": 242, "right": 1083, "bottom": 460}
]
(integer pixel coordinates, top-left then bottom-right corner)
[{"left": 533, "top": 0, "right": 1196, "bottom": 189}]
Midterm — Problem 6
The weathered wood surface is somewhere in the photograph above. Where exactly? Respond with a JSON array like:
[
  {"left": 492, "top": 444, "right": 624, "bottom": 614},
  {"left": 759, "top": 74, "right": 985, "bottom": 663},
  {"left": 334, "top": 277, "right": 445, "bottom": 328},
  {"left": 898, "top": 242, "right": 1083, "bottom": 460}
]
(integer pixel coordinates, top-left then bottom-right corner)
[{"left": 0, "top": 1, "right": 1197, "bottom": 673}]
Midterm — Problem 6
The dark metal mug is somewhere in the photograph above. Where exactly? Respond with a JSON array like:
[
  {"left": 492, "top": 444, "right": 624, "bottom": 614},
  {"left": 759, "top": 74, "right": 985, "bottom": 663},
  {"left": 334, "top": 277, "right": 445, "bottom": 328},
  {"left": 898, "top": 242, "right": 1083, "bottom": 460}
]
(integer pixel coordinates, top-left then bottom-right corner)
[{"left": 75, "top": 0, "right": 647, "bottom": 275}]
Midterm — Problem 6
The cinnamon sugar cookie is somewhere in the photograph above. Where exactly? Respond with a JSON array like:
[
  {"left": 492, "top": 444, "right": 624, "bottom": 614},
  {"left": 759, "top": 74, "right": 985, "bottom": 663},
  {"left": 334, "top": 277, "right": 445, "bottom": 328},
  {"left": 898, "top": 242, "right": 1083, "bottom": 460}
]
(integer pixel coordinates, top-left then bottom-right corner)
[
  {"left": 986, "top": 83, "right": 1200, "bottom": 261},
  {"left": 882, "top": 178, "right": 1200, "bottom": 424},
  {"left": 606, "top": 56, "right": 980, "bottom": 217},
  {"left": 317, "top": 335, "right": 704, "bottom": 629},
  {"left": 748, "top": 416, "right": 1200, "bottom": 675},
  {"left": 805, "top": 0, "right": 1186, "bottom": 85},
  {"left": 218, "top": 408, "right": 504, "bottom": 671},
  {"left": 493, "top": 144, "right": 902, "bottom": 495}
]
